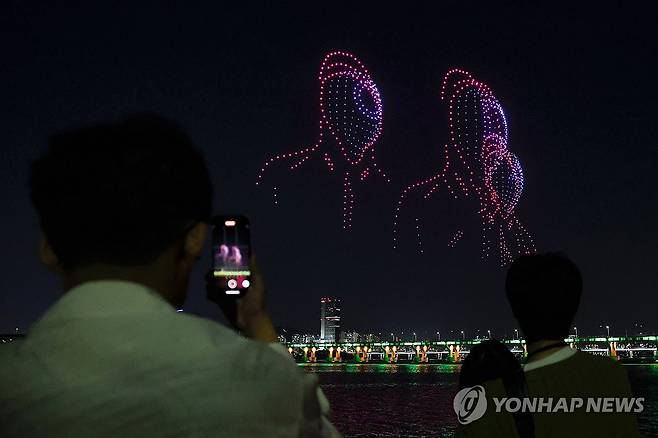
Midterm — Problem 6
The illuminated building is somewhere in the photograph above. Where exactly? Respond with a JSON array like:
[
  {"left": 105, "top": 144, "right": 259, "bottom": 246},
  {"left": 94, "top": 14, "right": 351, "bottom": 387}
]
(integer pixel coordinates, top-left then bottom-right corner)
[
  {"left": 340, "top": 330, "right": 360, "bottom": 343},
  {"left": 320, "top": 297, "right": 341, "bottom": 343}
]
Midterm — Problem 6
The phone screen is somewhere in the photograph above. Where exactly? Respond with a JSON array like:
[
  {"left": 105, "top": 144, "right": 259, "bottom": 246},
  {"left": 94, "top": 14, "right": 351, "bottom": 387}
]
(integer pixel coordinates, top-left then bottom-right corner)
[{"left": 211, "top": 216, "right": 251, "bottom": 297}]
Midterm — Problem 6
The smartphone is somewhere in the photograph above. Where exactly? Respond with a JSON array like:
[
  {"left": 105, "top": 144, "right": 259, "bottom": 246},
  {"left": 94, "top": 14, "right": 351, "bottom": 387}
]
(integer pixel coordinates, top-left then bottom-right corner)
[{"left": 211, "top": 215, "right": 251, "bottom": 297}]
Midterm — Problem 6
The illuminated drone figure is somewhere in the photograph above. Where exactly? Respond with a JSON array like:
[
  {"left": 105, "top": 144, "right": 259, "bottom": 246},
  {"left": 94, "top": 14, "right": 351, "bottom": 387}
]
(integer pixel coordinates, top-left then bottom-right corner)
[
  {"left": 256, "top": 51, "right": 390, "bottom": 229},
  {"left": 393, "top": 69, "right": 535, "bottom": 265}
]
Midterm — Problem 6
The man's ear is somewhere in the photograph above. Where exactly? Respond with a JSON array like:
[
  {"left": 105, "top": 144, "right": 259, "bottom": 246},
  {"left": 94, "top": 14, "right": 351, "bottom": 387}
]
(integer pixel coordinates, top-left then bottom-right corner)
[
  {"left": 184, "top": 222, "right": 208, "bottom": 262},
  {"left": 39, "top": 237, "right": 62, "bottom": 274}
]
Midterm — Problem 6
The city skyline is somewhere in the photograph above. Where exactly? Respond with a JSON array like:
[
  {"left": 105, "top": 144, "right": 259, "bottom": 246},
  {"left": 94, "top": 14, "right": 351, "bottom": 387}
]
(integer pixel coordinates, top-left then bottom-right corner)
[{"left": 274, "top": 300, "right": 653, "bottom": 343}]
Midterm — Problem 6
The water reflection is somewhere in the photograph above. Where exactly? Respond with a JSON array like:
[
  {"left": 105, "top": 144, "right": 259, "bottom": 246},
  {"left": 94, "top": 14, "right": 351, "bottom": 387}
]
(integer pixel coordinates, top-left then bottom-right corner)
[{"left": 302, "top": 363, "right": 657, "bottom": 437}]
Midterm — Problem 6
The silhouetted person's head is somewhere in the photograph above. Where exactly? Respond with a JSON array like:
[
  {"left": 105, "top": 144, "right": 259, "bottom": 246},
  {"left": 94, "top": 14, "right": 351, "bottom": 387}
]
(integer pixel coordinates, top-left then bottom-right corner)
[
  {"left": 460, "top": 340, "right": 520, "bottom": 388},
  {"left": 505, "top": 253, "right": 582, "bottom": 343},
  {"left": 30, "top": 114, "right": 212, "bottom": 307}
]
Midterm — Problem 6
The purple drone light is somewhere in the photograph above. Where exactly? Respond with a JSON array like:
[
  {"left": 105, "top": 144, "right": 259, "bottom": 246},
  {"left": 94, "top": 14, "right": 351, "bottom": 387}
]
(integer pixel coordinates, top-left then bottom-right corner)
[{"left": 257, "top": 51, "right": 389, "bottom": 229}]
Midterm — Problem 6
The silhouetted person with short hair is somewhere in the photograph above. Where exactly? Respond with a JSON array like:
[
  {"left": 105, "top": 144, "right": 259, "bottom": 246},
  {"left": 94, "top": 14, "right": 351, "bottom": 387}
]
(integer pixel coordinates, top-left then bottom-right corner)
[
  {"left": 506, "top": 253, "right": 582, "bottom": 354},
  {"left": 0, "top": 115, "right": 339, "bottom": 437},
  {"left": 458, "top": 253, "right": 639, "bottom": 437}
]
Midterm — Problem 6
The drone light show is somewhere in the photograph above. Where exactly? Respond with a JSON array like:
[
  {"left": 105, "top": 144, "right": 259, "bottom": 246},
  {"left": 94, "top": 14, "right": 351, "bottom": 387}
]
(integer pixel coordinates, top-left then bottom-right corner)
[
  {"left": 257, "top": 53, "right": 535, "bottom": 265},
  {"left": 256, "top": 51, "right": 390, "bottom": 229},
  {"left": 393, "top": 69, "right": 535, "bottom": 266}
]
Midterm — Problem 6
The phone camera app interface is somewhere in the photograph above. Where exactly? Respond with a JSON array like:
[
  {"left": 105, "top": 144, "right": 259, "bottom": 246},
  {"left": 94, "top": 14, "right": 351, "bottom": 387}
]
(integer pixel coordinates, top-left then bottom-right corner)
[{"left": 213, "top": 220, "right": 250, "bottom": 295}]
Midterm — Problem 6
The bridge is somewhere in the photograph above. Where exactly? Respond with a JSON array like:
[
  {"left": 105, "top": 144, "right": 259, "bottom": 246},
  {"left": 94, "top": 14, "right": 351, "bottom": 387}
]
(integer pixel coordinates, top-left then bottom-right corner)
[
  {"left": 284, "top": 335, "right": 658, "bottom": 363},
  {"left": 3, "top": 333, "right": 655, "bottom": 363}
]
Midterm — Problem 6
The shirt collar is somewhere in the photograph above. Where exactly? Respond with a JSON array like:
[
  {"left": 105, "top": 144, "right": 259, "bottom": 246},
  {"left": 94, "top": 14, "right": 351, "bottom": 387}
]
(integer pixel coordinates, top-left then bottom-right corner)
[{"left": 523, "top": 345, "right": 576, "bottom": 372}]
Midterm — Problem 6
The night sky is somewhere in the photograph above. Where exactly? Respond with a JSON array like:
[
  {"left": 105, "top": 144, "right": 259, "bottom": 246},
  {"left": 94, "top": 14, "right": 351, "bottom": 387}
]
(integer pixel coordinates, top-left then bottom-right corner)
[{"left": 1, "top": 3, "right": 656, "bottom": 338}]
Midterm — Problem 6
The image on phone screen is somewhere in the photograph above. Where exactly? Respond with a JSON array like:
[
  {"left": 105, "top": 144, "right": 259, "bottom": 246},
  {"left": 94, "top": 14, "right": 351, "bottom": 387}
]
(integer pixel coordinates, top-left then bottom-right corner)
[{"left": 212, "top": 217, "right": 251, "bottom": 296}]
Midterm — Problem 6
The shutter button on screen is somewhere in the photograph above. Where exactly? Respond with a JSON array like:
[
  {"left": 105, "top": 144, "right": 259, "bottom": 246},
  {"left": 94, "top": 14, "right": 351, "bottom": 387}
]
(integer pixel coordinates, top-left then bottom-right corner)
[{"left": 227, "top": 279, "right": 238, "bottom": 289}]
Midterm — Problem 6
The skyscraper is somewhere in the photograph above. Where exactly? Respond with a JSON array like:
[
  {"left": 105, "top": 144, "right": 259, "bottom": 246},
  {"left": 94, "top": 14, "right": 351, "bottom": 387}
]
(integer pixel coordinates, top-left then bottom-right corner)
[{"left": 320, "top": 297, "right": 341, "bottom": 343}]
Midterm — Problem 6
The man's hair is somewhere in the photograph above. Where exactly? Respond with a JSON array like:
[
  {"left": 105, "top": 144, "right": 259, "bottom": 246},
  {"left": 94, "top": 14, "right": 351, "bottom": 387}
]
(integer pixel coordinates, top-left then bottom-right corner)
[
  {"left": 30, "top": 114, "right": 212, "bottom": 269},
  {"left": 505, "top": 253, "right": 582, "bottom": 342}
]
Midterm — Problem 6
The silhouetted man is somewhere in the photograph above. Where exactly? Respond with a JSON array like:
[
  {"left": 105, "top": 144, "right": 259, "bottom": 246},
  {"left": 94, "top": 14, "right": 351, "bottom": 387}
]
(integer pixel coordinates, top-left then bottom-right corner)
[
  {"left": 0, "top": 115, "right": 339, "bottom": 437},
  {"left": 457, "top": 253, "right": 639, "bottom": 437}
]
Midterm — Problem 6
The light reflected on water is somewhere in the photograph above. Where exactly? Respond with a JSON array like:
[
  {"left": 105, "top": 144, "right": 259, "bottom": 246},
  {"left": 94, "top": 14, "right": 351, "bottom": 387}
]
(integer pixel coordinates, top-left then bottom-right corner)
[{"left": 301, "top": 363, "right": 657, "bottom": 437}]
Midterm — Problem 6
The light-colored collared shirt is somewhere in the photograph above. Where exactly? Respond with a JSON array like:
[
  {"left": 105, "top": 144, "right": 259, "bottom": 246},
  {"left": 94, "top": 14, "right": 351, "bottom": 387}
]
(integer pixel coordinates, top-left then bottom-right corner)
[
  {"left": 523, "top": 345, "right": 576, "bottom": 373},
  {"left": 0, "top": 281, "right": 340, "bottom": 437}
]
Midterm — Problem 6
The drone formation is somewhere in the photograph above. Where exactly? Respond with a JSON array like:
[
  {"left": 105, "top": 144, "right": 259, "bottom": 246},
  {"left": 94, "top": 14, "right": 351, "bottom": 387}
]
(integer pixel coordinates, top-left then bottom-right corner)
[
  {"left": 393, "top": 68, "right": 535, "bottom": 265},
  {"left": 257, "top": 52, "right": 535, "bottom": 265},
  {"left": 256, "top": 51, "right": 390, "bottom": 230}
]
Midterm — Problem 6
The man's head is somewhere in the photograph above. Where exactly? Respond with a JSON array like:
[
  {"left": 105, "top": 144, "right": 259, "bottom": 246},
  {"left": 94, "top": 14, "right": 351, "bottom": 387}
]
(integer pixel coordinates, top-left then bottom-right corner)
[
  {"left": 30, "top": 114, "right": 212, "bottom": 307},
  {"left": 505, "top": 253, "right": 582, "bottom": 343}
]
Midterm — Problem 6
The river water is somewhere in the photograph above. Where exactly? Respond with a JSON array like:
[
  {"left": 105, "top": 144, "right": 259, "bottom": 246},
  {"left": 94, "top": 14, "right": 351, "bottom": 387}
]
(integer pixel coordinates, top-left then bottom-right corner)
[{"left": 302, "top": 363, "right": 658, "bottom": 437}]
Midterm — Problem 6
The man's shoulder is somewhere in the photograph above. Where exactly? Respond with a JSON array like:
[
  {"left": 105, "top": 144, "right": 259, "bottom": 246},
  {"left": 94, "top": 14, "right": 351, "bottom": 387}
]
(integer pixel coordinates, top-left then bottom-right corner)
[
  {"left": 158, "top": 314, "right": 299, "bottom": 375},
  {"left": 571, "top": 351, "right": 631, "bottom": 383},
  {"left": 524, "top": 350, "right": 632, "bottom": 396},
  {"left": 16, "top": 310, "right": 299, "bottom": 384},
  {"left": 538, "top": 350, "right": 627, "bottom": 376}
]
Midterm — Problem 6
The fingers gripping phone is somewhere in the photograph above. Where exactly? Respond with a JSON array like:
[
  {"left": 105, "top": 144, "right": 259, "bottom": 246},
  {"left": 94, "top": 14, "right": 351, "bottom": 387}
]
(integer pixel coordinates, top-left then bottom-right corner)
[{"left": 211, "top": 215, "right": 251, "bottom": 298}]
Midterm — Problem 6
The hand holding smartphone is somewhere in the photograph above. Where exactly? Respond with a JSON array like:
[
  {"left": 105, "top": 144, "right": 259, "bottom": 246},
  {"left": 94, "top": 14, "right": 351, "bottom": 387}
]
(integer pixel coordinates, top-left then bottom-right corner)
[
  {"left": 210, "top": 215, "right": 251, "bottom": 298},
  {"left": 206, "top": 216, "right": 277, "bottom": 341}
]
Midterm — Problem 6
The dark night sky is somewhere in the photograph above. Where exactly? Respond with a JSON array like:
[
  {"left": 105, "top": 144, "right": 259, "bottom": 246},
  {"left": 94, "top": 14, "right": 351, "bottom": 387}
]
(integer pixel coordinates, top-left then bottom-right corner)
[{"left": 1, "top": 2, "right": 656, "bottom": 338}]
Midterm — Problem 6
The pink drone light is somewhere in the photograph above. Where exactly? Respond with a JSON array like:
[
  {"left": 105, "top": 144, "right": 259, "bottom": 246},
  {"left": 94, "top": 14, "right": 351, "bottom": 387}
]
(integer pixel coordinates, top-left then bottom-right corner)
[
  {"left": 256, "top": 51, "right": 390, "bottom": 229},
  {"left": 393, "top": 68, "right": 535, "bottom": 266}
]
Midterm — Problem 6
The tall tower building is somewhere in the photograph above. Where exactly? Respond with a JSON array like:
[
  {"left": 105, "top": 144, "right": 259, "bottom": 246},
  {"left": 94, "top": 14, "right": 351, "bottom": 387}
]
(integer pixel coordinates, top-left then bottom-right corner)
[{"left": 320, "top": 297, "right": 341, "bottom": 343}]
